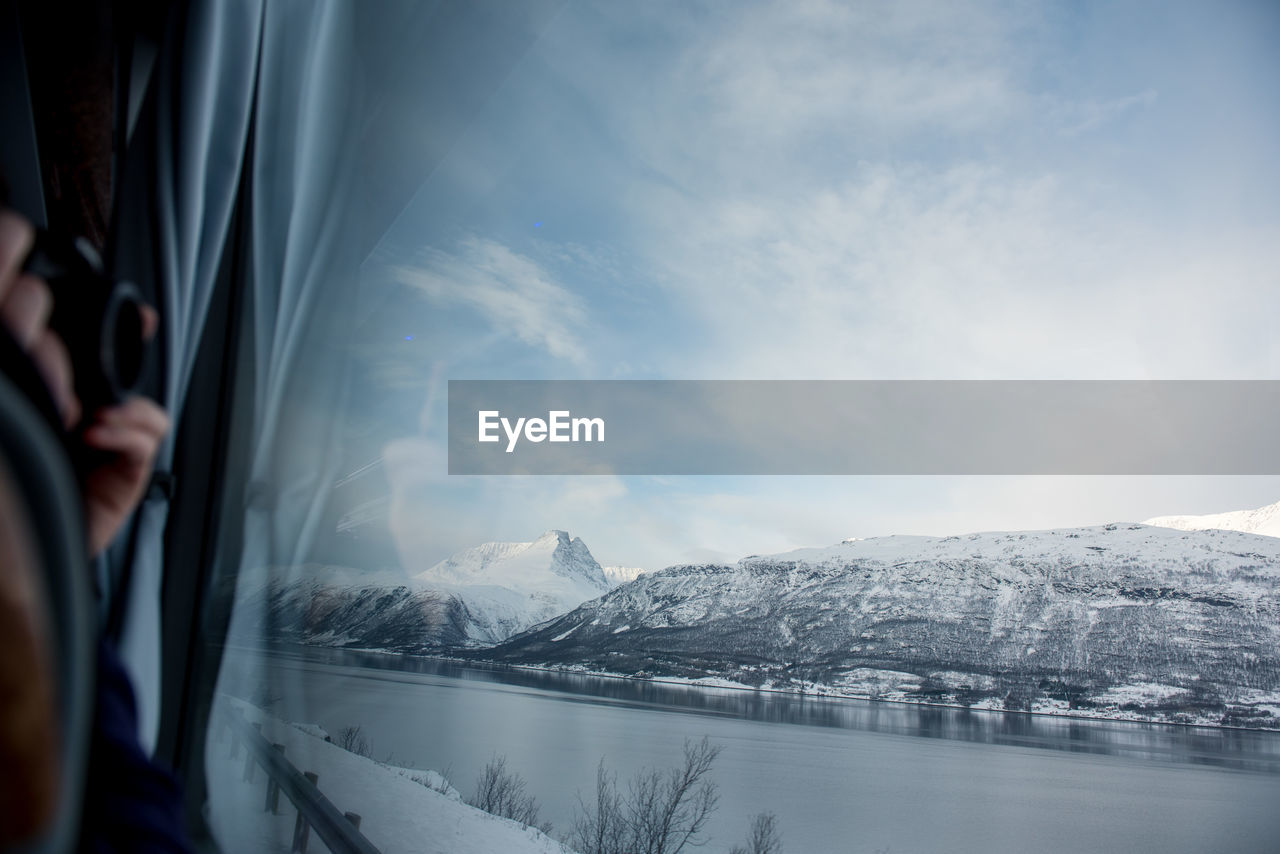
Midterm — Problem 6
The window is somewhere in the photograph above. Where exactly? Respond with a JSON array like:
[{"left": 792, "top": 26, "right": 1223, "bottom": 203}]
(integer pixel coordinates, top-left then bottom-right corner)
[{"left": 190, "top": 3, "right": 1280, "bottom": 853}]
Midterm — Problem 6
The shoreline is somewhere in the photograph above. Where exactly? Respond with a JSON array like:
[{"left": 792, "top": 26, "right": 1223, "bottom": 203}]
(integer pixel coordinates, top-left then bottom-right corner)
[{"left": 238, "top": 640, "right": 1280, "bottom": 735}]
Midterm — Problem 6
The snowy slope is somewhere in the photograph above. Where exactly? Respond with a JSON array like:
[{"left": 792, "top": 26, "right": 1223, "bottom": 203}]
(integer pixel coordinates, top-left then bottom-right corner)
[
  {"left": 251, "top": 531, "right": 611, "bottom": 649},
  {"left": 1145, "top": 499, "right": 1280, "bottom": 538},
  {"left": 486, "top": 523, "right": 1280, "bottom": 726},
  {"left": 413, "top": 530, "right": 610, "bottom": 641},
  {"left": 206, "top": 697, "right": 572, "bottom": 854},
  {"left": 602, "top": 566, "right": 649, "bottom": 587}
]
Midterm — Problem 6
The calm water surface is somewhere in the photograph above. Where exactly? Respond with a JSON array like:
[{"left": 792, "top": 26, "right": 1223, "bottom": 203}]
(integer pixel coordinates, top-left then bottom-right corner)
[{"left": 222, "top": 645, "right": 1280, "bottom": 853}]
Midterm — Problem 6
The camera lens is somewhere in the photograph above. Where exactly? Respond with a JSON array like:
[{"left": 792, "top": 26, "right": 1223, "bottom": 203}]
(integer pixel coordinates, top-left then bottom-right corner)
[
  {"left": 24, "top": 231, "right": 153, "bottom": 417},
  {"left": 102, "top": 283, "right": 146, "bottom": 399}
]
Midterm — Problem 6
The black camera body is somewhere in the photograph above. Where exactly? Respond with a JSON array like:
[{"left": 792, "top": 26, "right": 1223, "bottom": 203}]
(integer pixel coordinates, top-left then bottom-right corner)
[{"left": 22, "top": 231, "right": 151, "bottom": 419}]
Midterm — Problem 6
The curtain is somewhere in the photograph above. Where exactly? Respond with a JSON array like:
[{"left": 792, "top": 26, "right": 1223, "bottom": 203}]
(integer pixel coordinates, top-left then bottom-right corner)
[
  {"left": 240, "top": 0, "right": 360, "bottom": 580},
  {"left": 109, "top": 0, "right": 360, "bottom": 753},
  {"left": 108, "top": 0, "right": 264, "bottom": 754}
]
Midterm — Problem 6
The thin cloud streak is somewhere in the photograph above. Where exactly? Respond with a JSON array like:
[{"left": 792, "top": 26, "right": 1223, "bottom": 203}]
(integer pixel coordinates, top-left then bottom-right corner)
[{"left": 394, "top": 236, "right": 590, "bottom": 365}]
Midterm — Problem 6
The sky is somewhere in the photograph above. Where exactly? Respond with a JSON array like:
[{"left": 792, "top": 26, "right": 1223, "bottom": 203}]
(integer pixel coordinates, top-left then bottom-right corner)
[{"left": 348, "top": 0, "right": 1280, "bottom": 572}]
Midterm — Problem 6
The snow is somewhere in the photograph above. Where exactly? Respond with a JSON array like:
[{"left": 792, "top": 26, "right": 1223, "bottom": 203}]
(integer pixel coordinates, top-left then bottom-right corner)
[
  {"left": 249, "top": 531, "right": 615, "bottom": 649},
  {"left": 290, "top": 722, "right": 330, "bottom": 741},
  {"left": 205, "top": 696, "right": 574, "bottom": 854},
  {"left": 602, "top": 566, "right": 649, "bottom": 587},
  {"left": 1097, "top": 682, "right": 1191, "bottom": 707},
  {"left": 493, "top": 518, "right": 1280, "bottom": 729},
  {"left": 410, "top": 530, "right": 611, "bottom": 642},
  {"left": 550, "top": 624, "right": 581, "bottom": 642},
  {"left": 1144, "top": 498, "right": 1280, "bottom": 538},
  {"left": 769, "top": 520, "right": 1280, "bottom": 568},
  {"left": 415, "top": 530, "right": 609, "bottom": 597}
]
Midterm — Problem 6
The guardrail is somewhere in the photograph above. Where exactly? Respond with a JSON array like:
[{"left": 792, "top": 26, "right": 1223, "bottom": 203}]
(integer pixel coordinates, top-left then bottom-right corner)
[{"left": 218, "top": 703, "right": 382, "bottom": 854}]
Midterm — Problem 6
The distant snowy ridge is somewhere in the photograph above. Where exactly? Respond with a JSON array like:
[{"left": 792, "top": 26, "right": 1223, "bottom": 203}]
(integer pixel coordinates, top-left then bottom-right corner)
[
  {"left": 485, "top": 523, "right": 1280, "bottom": 728},
  {"left": 1144, "top": 499, "right": 1280, "bottom": 538},
  {"left": 603, "top": 565, "right": 649, "bottom": 586},
  {"left": 248, "top": 531, "right": 611, "bottom": 649}
]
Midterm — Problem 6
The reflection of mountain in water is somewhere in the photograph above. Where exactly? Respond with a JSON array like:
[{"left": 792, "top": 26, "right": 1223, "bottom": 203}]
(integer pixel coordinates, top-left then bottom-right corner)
[{"left": 258, "top": 644, "right": 1280, "bottom": 774}]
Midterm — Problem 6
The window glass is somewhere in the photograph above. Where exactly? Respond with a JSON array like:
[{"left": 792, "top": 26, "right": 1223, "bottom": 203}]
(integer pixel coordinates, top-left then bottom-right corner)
[{"left": 205, "top": 3, "right": 1280, "bottom": 852}]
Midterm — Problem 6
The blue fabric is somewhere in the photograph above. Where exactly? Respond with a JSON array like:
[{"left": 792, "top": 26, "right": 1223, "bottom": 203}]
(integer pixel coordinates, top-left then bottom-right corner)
[
  {"left": 80, "top": 640, "right": 192, "bottom": 853},
  {"left": 108, "top": 0, "right": 264, "bottom": 753}
]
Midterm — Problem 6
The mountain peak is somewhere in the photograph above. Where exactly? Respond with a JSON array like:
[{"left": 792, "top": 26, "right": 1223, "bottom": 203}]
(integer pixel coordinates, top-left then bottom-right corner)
[
  {"left": 414, "top": 530, "right": 609, "bottom": 595},
  {"left": 535, "top": 529, "right": 571, "bottom": 545}
]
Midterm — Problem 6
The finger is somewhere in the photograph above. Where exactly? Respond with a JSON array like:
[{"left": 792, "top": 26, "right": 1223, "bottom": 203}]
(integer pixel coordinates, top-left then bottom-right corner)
[
  {"left": 139, "top": 304, "right": 159, "bottom": 340},
  {"left": 91, "top": 397, "right": 170, "bottom": 439},
  {"left": 0, "top": 210, "right": 35, "bottom": 299},
  {"left": 80, "top": 422, "right": 160, "bottom": 464},
  {"left": 0, "top": 274, "right": 53, "bottom": 349},
  {"left": 28, "top": 331, "right": 81, "bottom": 429}
]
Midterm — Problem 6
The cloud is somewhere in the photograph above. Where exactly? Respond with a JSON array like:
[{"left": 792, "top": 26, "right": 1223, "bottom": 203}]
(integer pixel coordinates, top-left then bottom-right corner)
[
  {"left": 383, "top": 434, "right": 636, "bottom": 570},
  {"left": 629, "top": 155, "right": 1279, "bottom": 381},
  {"left": 369, "top": 0, "right": 1280, "bottom": 569},
  {"left": 531, "top": 2, "right": 1276, "bottom": 381},
  {"left": 1055, "top": 89, "right": 1159, "bottom": 136},
  {"left": 394, "top": 236, "right": 590, "bottom": 364},
  {"left": 688, "top": 0, "right": 1026, "bottom": 139}
]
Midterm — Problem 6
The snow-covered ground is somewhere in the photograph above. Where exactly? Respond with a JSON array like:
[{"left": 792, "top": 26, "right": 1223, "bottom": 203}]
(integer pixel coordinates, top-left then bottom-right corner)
[{"left": 205, "top": 696, "right": 575, "bottom": 854}]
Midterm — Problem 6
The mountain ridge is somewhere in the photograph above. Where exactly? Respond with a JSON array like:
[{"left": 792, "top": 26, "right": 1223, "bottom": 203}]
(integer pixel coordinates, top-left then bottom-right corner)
[
  {"left": 250, "top": 530, "right": 610, "bottom": 648},
  {"left": 482, "top": 522, "right": 1280, "bottom": 727},
  {"left": 1144, "top": 499, "right": 1280, "bottom": 538}
]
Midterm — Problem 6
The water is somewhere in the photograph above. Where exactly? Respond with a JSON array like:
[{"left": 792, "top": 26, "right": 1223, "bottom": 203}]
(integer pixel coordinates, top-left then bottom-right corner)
[{"left": 222, "top": 645, "right": 1280, "bottom": 853}]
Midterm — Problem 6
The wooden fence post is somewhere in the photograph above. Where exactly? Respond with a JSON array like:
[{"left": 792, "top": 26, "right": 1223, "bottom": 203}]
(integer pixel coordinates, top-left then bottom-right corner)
[
  {"left": 291, "top": 771, "right": 319, "bottom": 853},
  {"left": 243, "top": 723, "right": 261, "bottom": 782},
  {"left": 264, "top": 744, "right": 285, "bottom": 813},
  {"left": 228, "top": 709, "right": 241, "bottom": 759}
]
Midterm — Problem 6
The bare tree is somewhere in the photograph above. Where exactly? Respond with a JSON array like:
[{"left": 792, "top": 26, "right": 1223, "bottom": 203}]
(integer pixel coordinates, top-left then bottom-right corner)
[
  {"left": 468, "top": 755, "right": 549, "bottom": 832},
  {"left": 335, "top": 724, "right": 371, "bottom": 758},
  {"left": 627, "top": 737, "right": 721, "bottom": 854},
  {"left": 572, "top": 737, "right": 722, "bottom": 854},
  {"left": 730, "top": 812, "right": 782, "bottom": 854},
  {"left": 570, "top": 761, "right": 627, "bottom": 854}
]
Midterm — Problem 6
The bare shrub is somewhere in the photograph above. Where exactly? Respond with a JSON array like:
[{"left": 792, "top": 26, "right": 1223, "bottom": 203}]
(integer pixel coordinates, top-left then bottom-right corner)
[
  {"left": 468, "top": 755, "right": 548, "bottom": 832},
  {"left": 572, "top": 737, "right": 723, "bottom": 854},
  {"left": 334, "top": 724, "right": 371, "bottom": 758},
  {"left": 730, "top": 812, "right": 782, "bottom": 854},
  {"left": 569, "top": 761, "right": 627, "bottom": 854}
]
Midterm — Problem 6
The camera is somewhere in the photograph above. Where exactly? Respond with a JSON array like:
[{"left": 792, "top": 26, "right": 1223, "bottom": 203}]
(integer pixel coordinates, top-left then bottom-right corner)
[{"left": 22, "top": 231, "right": 151, "bottom": 418}]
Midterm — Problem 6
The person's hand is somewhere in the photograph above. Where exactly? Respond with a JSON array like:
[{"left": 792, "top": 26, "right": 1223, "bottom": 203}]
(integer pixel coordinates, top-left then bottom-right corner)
[
  {"left": 0, "top": 209, "right": 80, "bottom": 427},
  {"left": 80, "top": 396, "right": 169, "bottom": 554},
  {"left": 0, "top": 209, "right": 169, "bottom": 555}
]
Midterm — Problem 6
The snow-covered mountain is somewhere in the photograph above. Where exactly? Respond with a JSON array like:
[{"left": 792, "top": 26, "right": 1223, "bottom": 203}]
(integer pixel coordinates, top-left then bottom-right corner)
[
  {"left": 1144, "top": 499, "right": 1280, "bottom": 538},
  {"left": 412, "top": 530, "right": 611, "bottom": 642},
  {"left": 602, "top": 565, "right": 649, "bottom": 587},
  {"left": 252, "top": 531, "right": 610, "bottom": 649},
  {"left": 484, "top": 523, "right": 1280, "bottom": 726}
]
